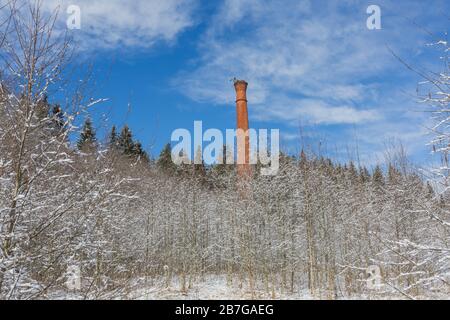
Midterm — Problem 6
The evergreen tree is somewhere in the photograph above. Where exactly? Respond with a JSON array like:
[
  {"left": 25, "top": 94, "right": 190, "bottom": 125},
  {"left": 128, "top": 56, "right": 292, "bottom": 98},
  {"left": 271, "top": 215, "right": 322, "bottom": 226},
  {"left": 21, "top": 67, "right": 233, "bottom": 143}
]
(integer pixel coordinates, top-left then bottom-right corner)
[
  {"left": 118, "top": 125, "right": 135, "bottom": 155},
  {"left": 36, "top": 94, "right": 50, "bottom": 121},
  {"left": 372, "top": 165, "right": 385, "bottom": 188},
  {"left": 133, "top": 141, "right": 149, "bottom": 162},
  {"left": 112, "top": 125, "right": 149, "bottom": 161},
  {"left": 109, "top": 125, "right": 118, "bottom": 148},
  {"left": 51, "top": 105, "right": 64, "bottom": 132},
  {"left": 34, "top": 96, "right": 65, "bottom": 136},
  {"left": 157, "top": 143, "right": 176, "bottom": 173},
  {"left": 77, "top": 118, "right": 97, "bottom": 151}
]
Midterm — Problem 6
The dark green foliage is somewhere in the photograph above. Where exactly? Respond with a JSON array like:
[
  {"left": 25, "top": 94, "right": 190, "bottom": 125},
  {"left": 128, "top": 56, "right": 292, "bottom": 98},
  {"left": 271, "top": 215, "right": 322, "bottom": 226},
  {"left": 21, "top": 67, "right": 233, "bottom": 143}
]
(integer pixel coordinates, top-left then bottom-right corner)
[
  {"left": 36, "top": 95, "right": 50, "bottom": 121},
  {"left": 114, "top": 125, "right": 149, "bottom": 160},
  {"left": 157, "top": 143, "right": 176, "bottom": 173},
  {"left": 51, "top": 105, "right": 65, "bottom": 132},
  {"left": 34, "top": 96, "right": 66, "bottom": 135},
  {"left": 109, "top": 125, "right": 118, "bottom": 147},
  {"left": 133, "top": 141, "right": 149, "bottom": 162},
  {"left": 118, "top": 125, "right": 135, "bottom": 155},
  {"left": 77, "top": 118, "right": 97, "bottom": 151}
]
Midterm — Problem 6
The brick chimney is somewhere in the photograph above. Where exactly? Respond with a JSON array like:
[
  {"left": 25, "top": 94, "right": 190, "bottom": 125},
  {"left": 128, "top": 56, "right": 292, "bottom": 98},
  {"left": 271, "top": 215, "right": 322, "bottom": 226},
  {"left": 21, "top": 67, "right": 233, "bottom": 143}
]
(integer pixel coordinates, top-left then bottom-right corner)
[{"left": 234, "top": 80, "right": 251, "bottom": 178}]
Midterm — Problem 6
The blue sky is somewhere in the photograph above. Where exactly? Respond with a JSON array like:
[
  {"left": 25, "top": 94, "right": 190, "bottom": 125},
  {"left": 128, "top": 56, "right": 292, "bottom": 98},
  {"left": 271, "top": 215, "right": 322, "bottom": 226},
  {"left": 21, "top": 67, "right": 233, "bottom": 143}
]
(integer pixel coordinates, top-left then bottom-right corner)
[{"left": 39, "top": 0, "right": 450, "bottom": 168}]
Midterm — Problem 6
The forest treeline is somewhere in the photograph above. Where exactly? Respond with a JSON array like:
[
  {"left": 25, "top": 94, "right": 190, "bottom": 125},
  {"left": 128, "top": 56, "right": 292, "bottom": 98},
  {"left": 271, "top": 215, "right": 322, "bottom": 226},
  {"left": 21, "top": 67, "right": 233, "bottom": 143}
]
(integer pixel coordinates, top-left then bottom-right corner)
[
  {"left": 0, "top": 1, "right": 448, "bottom": 300},
  {"left": 1, "top": 92, "right": 448, "bottom": 299}
]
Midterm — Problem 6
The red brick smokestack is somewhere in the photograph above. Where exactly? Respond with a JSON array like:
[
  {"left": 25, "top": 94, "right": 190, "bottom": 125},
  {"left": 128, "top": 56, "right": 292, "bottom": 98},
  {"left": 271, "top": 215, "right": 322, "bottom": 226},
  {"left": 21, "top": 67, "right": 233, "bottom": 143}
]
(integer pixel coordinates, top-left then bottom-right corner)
[{"left": 234, "top": 80, "right": 251, "bottom": 178}]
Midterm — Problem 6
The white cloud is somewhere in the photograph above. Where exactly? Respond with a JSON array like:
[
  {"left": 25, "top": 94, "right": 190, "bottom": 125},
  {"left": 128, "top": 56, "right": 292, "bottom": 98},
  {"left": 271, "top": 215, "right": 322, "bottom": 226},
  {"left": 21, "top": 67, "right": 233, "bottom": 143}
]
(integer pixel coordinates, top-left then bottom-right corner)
[
  {"left": 175, "top": 0, "right": 446, "bottom": 115},
  {"left": 174, "top": 0, "right": 390, "bottom": 120},
  {"left": 254, "top": 98, "right": 381, "bottom": 125},
  {"left": 40, "top": 0, "right": 197, "bottom": 49},
  {"left": 172, "top": 0, "right": 448, "bottom": 163}
]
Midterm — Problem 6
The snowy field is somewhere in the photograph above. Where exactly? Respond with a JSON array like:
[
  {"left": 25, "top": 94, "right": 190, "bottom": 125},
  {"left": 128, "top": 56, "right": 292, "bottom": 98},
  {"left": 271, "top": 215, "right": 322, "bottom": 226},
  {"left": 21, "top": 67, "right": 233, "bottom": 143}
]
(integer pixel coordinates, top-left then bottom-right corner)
[
  {"left": 46, "top": 275, "right": 314, "bottom": 300},
  {"left": 45, "top": 275, "right": 449, "bottom": 300},
  {"left": 129, "top": 276, "right": 313, "bottom": 300}
]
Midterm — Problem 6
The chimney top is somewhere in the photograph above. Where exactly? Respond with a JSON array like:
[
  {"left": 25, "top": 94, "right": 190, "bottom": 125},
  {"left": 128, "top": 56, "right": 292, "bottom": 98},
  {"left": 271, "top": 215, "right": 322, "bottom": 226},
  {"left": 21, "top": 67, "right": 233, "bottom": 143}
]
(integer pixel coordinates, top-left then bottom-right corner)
[{"left": 233, "top": 79, "right": 248, "bottom": 88}]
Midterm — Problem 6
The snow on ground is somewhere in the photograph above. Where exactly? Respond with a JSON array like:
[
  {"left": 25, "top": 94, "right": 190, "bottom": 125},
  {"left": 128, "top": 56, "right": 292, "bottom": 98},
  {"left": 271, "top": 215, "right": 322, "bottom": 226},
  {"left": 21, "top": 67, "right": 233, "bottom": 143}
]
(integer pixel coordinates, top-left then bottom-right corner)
[
  {"left": 129, "top": 275, "right": 313, "bottom": 300},
  {"left": 47, "top": 275, "right": 448, "bottom": 300}
]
